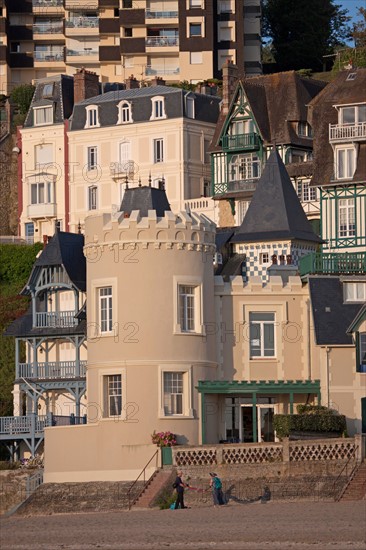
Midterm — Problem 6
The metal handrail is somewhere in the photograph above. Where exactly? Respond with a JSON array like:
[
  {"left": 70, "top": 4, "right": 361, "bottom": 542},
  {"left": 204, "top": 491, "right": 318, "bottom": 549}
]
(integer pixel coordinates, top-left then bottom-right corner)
[
  {"left": 127, "top": 449, "right": 159, "bottom": 510},
  {"left": 26, "top": 469, "right": 44, "bottom": 498},
  {"left": 332, "top": 445, "right": 359, "bottom": 501}
]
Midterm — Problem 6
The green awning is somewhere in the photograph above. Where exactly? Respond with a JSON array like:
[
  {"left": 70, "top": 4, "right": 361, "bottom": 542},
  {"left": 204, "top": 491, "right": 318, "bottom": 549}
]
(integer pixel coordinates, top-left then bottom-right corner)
[{"left": 197, "top": 379, "right": 321, "bottom": 394}]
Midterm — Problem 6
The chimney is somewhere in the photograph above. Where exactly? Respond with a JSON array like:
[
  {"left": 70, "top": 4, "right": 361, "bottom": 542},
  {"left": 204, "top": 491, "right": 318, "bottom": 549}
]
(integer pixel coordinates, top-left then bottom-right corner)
[
  {"left": 74, "top": 68, "right": 99, "bottom": 103},
  {"left": 125, "top": 75, "right": 139, "bottom": 89},
  {"left": 151, "top": 76, "right": 166, "bottom": 87},
  {"left": 222, "top": 61, "right": 238, "bottom": 115}
]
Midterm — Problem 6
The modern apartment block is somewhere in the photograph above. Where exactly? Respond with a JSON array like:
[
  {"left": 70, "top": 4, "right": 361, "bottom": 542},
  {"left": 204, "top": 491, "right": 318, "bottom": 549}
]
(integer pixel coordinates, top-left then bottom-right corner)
[{"left": 0, "top": 0, "right": 262, "bottom": 95}]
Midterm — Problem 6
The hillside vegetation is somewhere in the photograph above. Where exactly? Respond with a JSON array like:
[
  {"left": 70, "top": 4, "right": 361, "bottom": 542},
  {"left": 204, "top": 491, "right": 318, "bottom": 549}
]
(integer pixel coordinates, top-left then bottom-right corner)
[{"left": 0, "top": 243, "right": 42, "bottom": 417}]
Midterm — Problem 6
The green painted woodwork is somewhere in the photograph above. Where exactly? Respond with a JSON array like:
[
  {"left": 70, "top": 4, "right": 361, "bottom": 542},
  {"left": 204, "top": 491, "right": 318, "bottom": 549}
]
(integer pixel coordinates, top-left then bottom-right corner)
[
  {"left": 299, "top": 252, "right": 366, "bottom": 277},
  {"left": 161, "top": 446, "right": 173, "bottom": 465},
  {"left": 197, "top": 379, "right": 320, "bottom": 394},
  {"left": 221, "top": 132, "right": 260, "bottom": 152}
]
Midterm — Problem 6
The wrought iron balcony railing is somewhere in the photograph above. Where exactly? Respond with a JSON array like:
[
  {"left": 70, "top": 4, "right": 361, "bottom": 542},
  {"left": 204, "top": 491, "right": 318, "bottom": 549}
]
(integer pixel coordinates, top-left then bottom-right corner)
[
  {"left": 299, "top": 252, "right": 366, "bottom": 277},
  {"left": 221, "top": 132, "right": 261, "bottom": 151}
]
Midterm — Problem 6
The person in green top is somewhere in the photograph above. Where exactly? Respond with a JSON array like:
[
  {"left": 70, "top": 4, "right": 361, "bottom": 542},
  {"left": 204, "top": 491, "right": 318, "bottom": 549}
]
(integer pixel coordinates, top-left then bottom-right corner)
[{"left": 209, "top": 472, "right": 224, "bottom": 506}]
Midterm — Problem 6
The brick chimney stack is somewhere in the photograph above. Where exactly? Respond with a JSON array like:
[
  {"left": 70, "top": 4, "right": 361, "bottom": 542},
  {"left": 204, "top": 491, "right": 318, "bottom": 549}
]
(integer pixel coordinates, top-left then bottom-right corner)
[
  {"left": 125, "top": 75, "right": 139, "bottom": 89},
  {"left": 151, "top": 76, "right": 166, "bottom": 87},
  {"left": 73, "top": 68, "right": 100, "bottom": 104},
  {"left": 222, "top": 61, "right": 238, "bottom": 115}
]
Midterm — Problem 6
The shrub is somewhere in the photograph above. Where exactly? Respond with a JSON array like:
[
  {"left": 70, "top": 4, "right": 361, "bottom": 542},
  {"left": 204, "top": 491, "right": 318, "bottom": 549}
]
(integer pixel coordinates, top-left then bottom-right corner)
[
  {"left": 274, "top": 408, "right": 347, "bottom": 439},
  {"left": 151, "top": 431, "right": 177, "bottom": 447}
]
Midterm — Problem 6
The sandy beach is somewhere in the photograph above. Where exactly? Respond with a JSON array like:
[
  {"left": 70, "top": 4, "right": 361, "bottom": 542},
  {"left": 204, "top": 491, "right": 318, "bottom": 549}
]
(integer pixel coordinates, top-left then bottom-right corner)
[{"left": 1, "top": 500, "right": 365, "bottom": 550}]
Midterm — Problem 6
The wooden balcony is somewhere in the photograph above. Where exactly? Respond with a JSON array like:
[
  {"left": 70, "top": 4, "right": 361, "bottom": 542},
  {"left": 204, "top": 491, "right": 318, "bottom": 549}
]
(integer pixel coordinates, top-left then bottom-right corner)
[
  {"left": 329, "top": 122, "right": 366, "bottom": 143},
  {"left": 221, "top": 132, "right": 261, "bottom": 152},
  {"left": 17, "top": 360, "right": 87, "bottom": 380},
  {"left": 299, "top": 252, "right": 366, "bottom": 277},
  {"left": 35, "top": 311, "right": 78, "bottom": 328}
]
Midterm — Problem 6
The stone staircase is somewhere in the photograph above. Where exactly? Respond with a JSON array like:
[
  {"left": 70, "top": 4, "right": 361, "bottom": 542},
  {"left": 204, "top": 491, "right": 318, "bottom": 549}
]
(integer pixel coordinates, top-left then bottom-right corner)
[
  {"left": 132, "top": 468, "right": 176, "bottom": 508},
  {"left": 340, "top": 463, "right": 366, "bottom": 501}
]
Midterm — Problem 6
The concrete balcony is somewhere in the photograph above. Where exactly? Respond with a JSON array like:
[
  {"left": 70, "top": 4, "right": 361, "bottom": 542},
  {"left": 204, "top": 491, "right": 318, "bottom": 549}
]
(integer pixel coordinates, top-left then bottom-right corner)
[
  {"left": 17, "top": 360, "right": 87, "bottom": 380},
  {"left": 184, "top": 197, "right": 216, "bottom": 220},
  {"left": 35, "top": 311, "right": 78, "bottom": 328},
  {"left": 65, "top": 0, "right": 98, "bottom": 8},
  {"left": 329, "top": 122, "right": 366, "bottom": 143},
  {"left": 145, "top": 66, "right": 179, "bottom": 76},
  {"left": 27, "top": 202, "right": 57, "bottom": 219},
  {"left": 32, "top": 0, "right": 64, "bottom": 14},
  {"left": 145, "top": 10, "right": 178, "bottom": 23},
  {"left": 66, "top": 49, "right": 99, "bottom": 63},
  {"left": 65, "top": 18, "right": 99, "bottom": 36},
  {"left": 33, "top": 50, "right": 64, "bottom": 63},
  {"left": 110, "top": 160, "right": 136, "bottom": 179},
  {"left": 33, "top": 23, "right": 64, "bottom": 36},
  {"left": 146, "top": 36, "right": 179, "bottom": 48}
]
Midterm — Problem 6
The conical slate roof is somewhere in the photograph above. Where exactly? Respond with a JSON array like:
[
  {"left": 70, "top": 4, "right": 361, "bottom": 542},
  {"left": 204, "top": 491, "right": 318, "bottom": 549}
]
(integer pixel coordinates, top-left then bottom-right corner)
[
  {"left": 120, "top": 185, "right": 171, "bottom": 217},
  {"left": 231, "top": 149, "right": 322, "bottom": 244}
]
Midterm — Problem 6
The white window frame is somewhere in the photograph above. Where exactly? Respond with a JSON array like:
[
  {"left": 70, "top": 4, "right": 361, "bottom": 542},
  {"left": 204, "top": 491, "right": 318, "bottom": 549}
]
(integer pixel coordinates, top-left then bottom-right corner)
[
  {"left": 117, "top": 100, "right": 133, "bottom": 124},
  {"left": 33, "top": 106, "right": 53, "bottom": 126},
  {"left": 30, "top": 179, "right": 53, "bottom": 205},
  {"left": 159, "top": 365, "right": 193, "bottom": 418},
  {"left": 297, "top": 181, "right": 317, "bottom": 202},
  {"left": 173, "top": 276, "right": 203, "bottom": 335},
  {"left": 189, "top": 0, "right": 203, "bottom": 8},
  {"left": 335, "top": 146, "right": 356, "bottom": 180},
  {"left": 339, "top": 104, "right": 366, "bottom": 125},
  {"left": 88, "top": 185, "right": 98, "bottom": 210},
  {"left": 229, "top": 153, "right": 261, "bottom": 181},
  {"left": 338, "top": 198, "right": 355, "bottom": 238},
  {"left": 249, "top": 312, "right": 276, "bottom": 359},
  {"left": 185, "top": 94, "right": 195, "bottom": 118},
  {"left": 99, "top": 286, "right": 113, "bottom": 334},
  {"left": 344, "top": 282, "right": 366, "bottom": 303},
  {"left": 297, "top": 121, "right": 312, "bottom": 137},
  {"left": 150, "top": 96, "right": 166, "bottom": 120},
  {"left": 85, "top": 105, "right": 100, "bottom": 128},
  {"left": 87, "top": 146, "right": 98, "bottom": 170},
  {"left": 359, "top": 332, "right": 366, "bottom": 369},
  {"left": 100, "top": 368, "right": 127, "bottom": 419},
  {"left": 153, "top": 138, "right": 164, "bottom": 163},
  {"left": 89, "top": 278, "right": 117, "bottom": 340},
  {"left": 260, "top": 252, "right": 270, "bottom": 265}
]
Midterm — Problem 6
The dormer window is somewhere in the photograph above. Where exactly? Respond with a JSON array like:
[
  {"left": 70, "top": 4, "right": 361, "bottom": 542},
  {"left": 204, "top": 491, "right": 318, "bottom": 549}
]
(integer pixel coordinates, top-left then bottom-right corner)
[
  {"left": 34, "top": 106, "right": 53, "bottom": 126},
  {"left": 335, "top": 146, "right": 356, "bottom": 179},
  {"left": 85, "top": 105, "right": 100, "bottom": 128},
  {"left": 150, "top": 96, "right": 166, "bottom": 120},
  {"left": 117, "top": 100, "right": 133, "bottom": 124},
  {"left": 339, "top": 105, "right": 366, "bottom": 125},
  {"left": 42, "top": 83, "right": 54, "bottom": 98},
  {"left": 185, "top": 94, "right": 195, "bottom": 118},
  {"left": 297, "top": 121, "right": 312, "bottom": 137}
]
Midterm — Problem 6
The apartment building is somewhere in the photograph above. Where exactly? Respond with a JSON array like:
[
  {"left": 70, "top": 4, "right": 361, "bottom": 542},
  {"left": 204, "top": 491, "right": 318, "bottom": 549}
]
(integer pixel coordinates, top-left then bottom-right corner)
[{"left": 0, "top": 0, "right": 262, "bottom": 95}]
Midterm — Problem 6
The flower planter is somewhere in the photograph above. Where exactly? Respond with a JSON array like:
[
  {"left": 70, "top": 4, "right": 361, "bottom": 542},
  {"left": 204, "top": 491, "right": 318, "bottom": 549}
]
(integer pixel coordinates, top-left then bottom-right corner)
[{"left": 161, "top": 446, "right": 173, "bottom": 465}]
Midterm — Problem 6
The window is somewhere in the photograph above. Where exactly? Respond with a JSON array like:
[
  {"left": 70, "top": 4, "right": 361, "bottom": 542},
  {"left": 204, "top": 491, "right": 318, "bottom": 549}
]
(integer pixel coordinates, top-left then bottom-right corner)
[
  {"left": 260, "top": 253, "right": 270, "bottom": 265},
  {"left": 186, "top": 95, "right": 194, "bottom": 118},
  {"left": 10, "top": 42, "right": 20, "bottom": 53},
  {"left": 153, "top": 138, "right": 164, "bottom": 163},
  {"left": 164, "top": 372, "right": 183, "bottom": 415},
  {"left": 249, "top": 312, "right": 275, "bottom": 358},
  {"left": 203, "top": 179, "right": 210, "bottom": 197},
  {"left": 42, "top": 83, "right": 54, "bottom": 98},
  {"left": 104, "top": 374, "right": 122, "bottom": 417},
  {"left": 117, "top": 101, "right": 132, "bottom": 124},
  {"left": 88, "top": 185, "right": 98, "bottom": 210},
  {"left": 150, "top": 97, "right": 166, "bottom": 120},
  {"left": 124, "top": 27, "right": 132, "bottom": 37},
  {"left": 297, "top": 182, "right": 317, "bottom": 202},
  {"left": 99, "top": 286, "right": 112, "bottom": 333},
  {"left": 34, "top": 106, "right": 53, "bottom": 126},
  {"left": 122, "top": 0, "right": 132, "bottom": 7},
  {"left": 87, "top": 146, "right": 98, "bottom": 170},
  {"left": 338, "top": 198, "right": 355, "bottom": 237},
  {"left": 179, "top": 285, "right": 196, "bottom": 332},
  {"left": 190, "top": 23, "right": 202, "bottom": 37},
  {"left": 235, "top": 199, "right": 249, "bottom": 225},
  {"left": 229, "top": 154, "right": 260, "bottom": 181},
  {"left": 340, "top": 105, "right": 366, "bottom": 125},
  {"left": 189, "top": 0, "right": 202, "bottom": 7},
  {"left": 85, "top": 105, "right": 99, "bottom": 128},
  {"left": 230, "top": 119, "right": 254, "bottom": 135},
  {"left": 31, "top": 180, "right": 53, "bottom": 204},
  {"left": 297, "top": 121, "right": 313, "bottom": 137},
  {"left": 359, "top": 333, "right": 366, "bottom": 371},
  {"left": 344, "top": 282, "right": 366, "bottom": 302},
  {"left": 25, "top": 223, "right": 34, "bottom": 239},
  {"left": 335, "top": 147, "right": 356, "bottom": 179},
  {"left": 190, "top": 51, "right": 202, "bottom": 64}
]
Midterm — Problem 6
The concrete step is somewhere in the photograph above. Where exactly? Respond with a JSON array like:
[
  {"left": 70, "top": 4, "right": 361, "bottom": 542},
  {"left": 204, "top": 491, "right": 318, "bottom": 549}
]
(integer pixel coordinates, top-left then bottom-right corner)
[
  {"left": 133, "top": 469, "right": 175, "bottom": 508},
  {"left": 340, "top": 464, "right": 366, "bottom": 502}
]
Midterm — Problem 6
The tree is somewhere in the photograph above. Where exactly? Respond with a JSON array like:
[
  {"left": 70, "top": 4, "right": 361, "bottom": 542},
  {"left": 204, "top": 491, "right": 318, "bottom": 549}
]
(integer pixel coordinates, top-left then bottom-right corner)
[
  {"left": 352, "top": 7, "right": 366, "bottom": 47},
  {"left": 10, "top": 84, "right": 35, "bottom": 116},
  {"left": 262, "top": 0, "right": 352, "bottom": 72}
]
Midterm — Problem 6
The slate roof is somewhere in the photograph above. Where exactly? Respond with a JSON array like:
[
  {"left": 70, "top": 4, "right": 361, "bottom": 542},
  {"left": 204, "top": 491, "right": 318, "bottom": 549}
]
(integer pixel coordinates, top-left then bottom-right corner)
[
  {"left": 24, "top": 231, "right": 86, "bottom": 293},
  {"left": 231, "top": 149, "right": 322, "bottom": 244},
  {"left": 309, "top": 276, "right": 363, "bottom": 345},
  {"left": 210, "top": 72, "right": 326, "bottom": 153},
  {"left": 308, "top": 68, "right": 366, "bottom": 187},
  {"left": 24, "top": 74, "right": 74, "bottom": 128},
  {"left": 120, "top": 185, "right": 171, "bottom": 217},
  {"left": 70, "top": 86, "right": 221, "bottom": 130},
  {"left": 216, "top": 253, "right": 246, "bottom": 279}
]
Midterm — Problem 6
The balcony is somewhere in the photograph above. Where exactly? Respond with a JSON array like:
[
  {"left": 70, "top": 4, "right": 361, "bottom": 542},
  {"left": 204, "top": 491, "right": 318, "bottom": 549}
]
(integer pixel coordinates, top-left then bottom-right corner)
[
  {"left": 146, "top": 36, "right": 179, "bottom": 47},
  {"left": 221, "top": 132, "right": 261, "bottom": 152},
  {"left": 65, "top": 0, "right": 98, "bottom": 8},
  {"left": 299, "top": 252, "right": 366, "bottom": 277},
  {"left": 28, "top": 202, "right": 57, "bottom": 218},
  {"left": 32, "top": 0, "right": 64, "bottom": 14},
  {"left": 145, "top": 66, "right": 179, "bottom": 75},
  {"left": 66, "top": 48, "right": 99, "bottom": 62},
  {"left": 0, "top": 414, "right": 86, "bottom": 438},
  {"left": 146, "top": 10, "right": 178, "bottom": 19},
  {"left": 34, "top": 49, "right": 64, "bottom": 62},
  {"left": 17, "top": 360, "right": 87, "bottom": 380},
  {"left": 35, "top": 311, "right": 78, "bottom": 328},
  {"left": 329, "top": 122, "right": 366, "bottom": 143},
  {"left": 110, "top": 161, "right": 135, "bottom": 178},
  {"left": 65, "top": 17, "right": 99, "bottom": 36},
  {"left": 33, "top": 23, "right": 64, "bottom": 36}
]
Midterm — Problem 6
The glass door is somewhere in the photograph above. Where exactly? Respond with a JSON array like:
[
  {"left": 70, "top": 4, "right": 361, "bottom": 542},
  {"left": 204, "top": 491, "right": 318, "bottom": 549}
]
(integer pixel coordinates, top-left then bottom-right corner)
[
  {"left": 240, "top": 405, "right": 254, "bottom": 442},
  {"left": 257, "top": 405, "right": 276, "bottom": 442}
]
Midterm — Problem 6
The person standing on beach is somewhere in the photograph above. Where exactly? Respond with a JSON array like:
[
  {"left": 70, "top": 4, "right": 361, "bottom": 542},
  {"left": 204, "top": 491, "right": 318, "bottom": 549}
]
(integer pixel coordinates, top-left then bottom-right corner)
[
  {"left": 209, "top": 472, "right": 224, "bottom": 506},
  {"left": 174, "top": 470, "right": 189, "bottom": 509}
]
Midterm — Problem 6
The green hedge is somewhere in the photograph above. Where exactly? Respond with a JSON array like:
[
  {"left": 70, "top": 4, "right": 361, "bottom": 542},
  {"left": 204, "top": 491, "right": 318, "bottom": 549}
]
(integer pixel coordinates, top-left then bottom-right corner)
[
  {"left": 273, "top": 410, "right": 347, "bottom": 439},
  {"left": 0, "top": 243, "right": 42, "bottom": 285}
]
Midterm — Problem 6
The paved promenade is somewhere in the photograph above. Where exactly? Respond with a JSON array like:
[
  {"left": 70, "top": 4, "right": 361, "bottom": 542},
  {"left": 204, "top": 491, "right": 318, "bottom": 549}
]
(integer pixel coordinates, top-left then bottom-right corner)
[{"left": 1, "top": 500, "right": 365, "bottom": 549}]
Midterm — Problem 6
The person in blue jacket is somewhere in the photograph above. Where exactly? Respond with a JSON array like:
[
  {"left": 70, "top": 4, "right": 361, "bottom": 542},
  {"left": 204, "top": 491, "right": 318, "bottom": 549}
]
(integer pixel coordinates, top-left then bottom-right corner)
[{"left": 209, "top": 472, "right": 224, "bottom": 506}]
